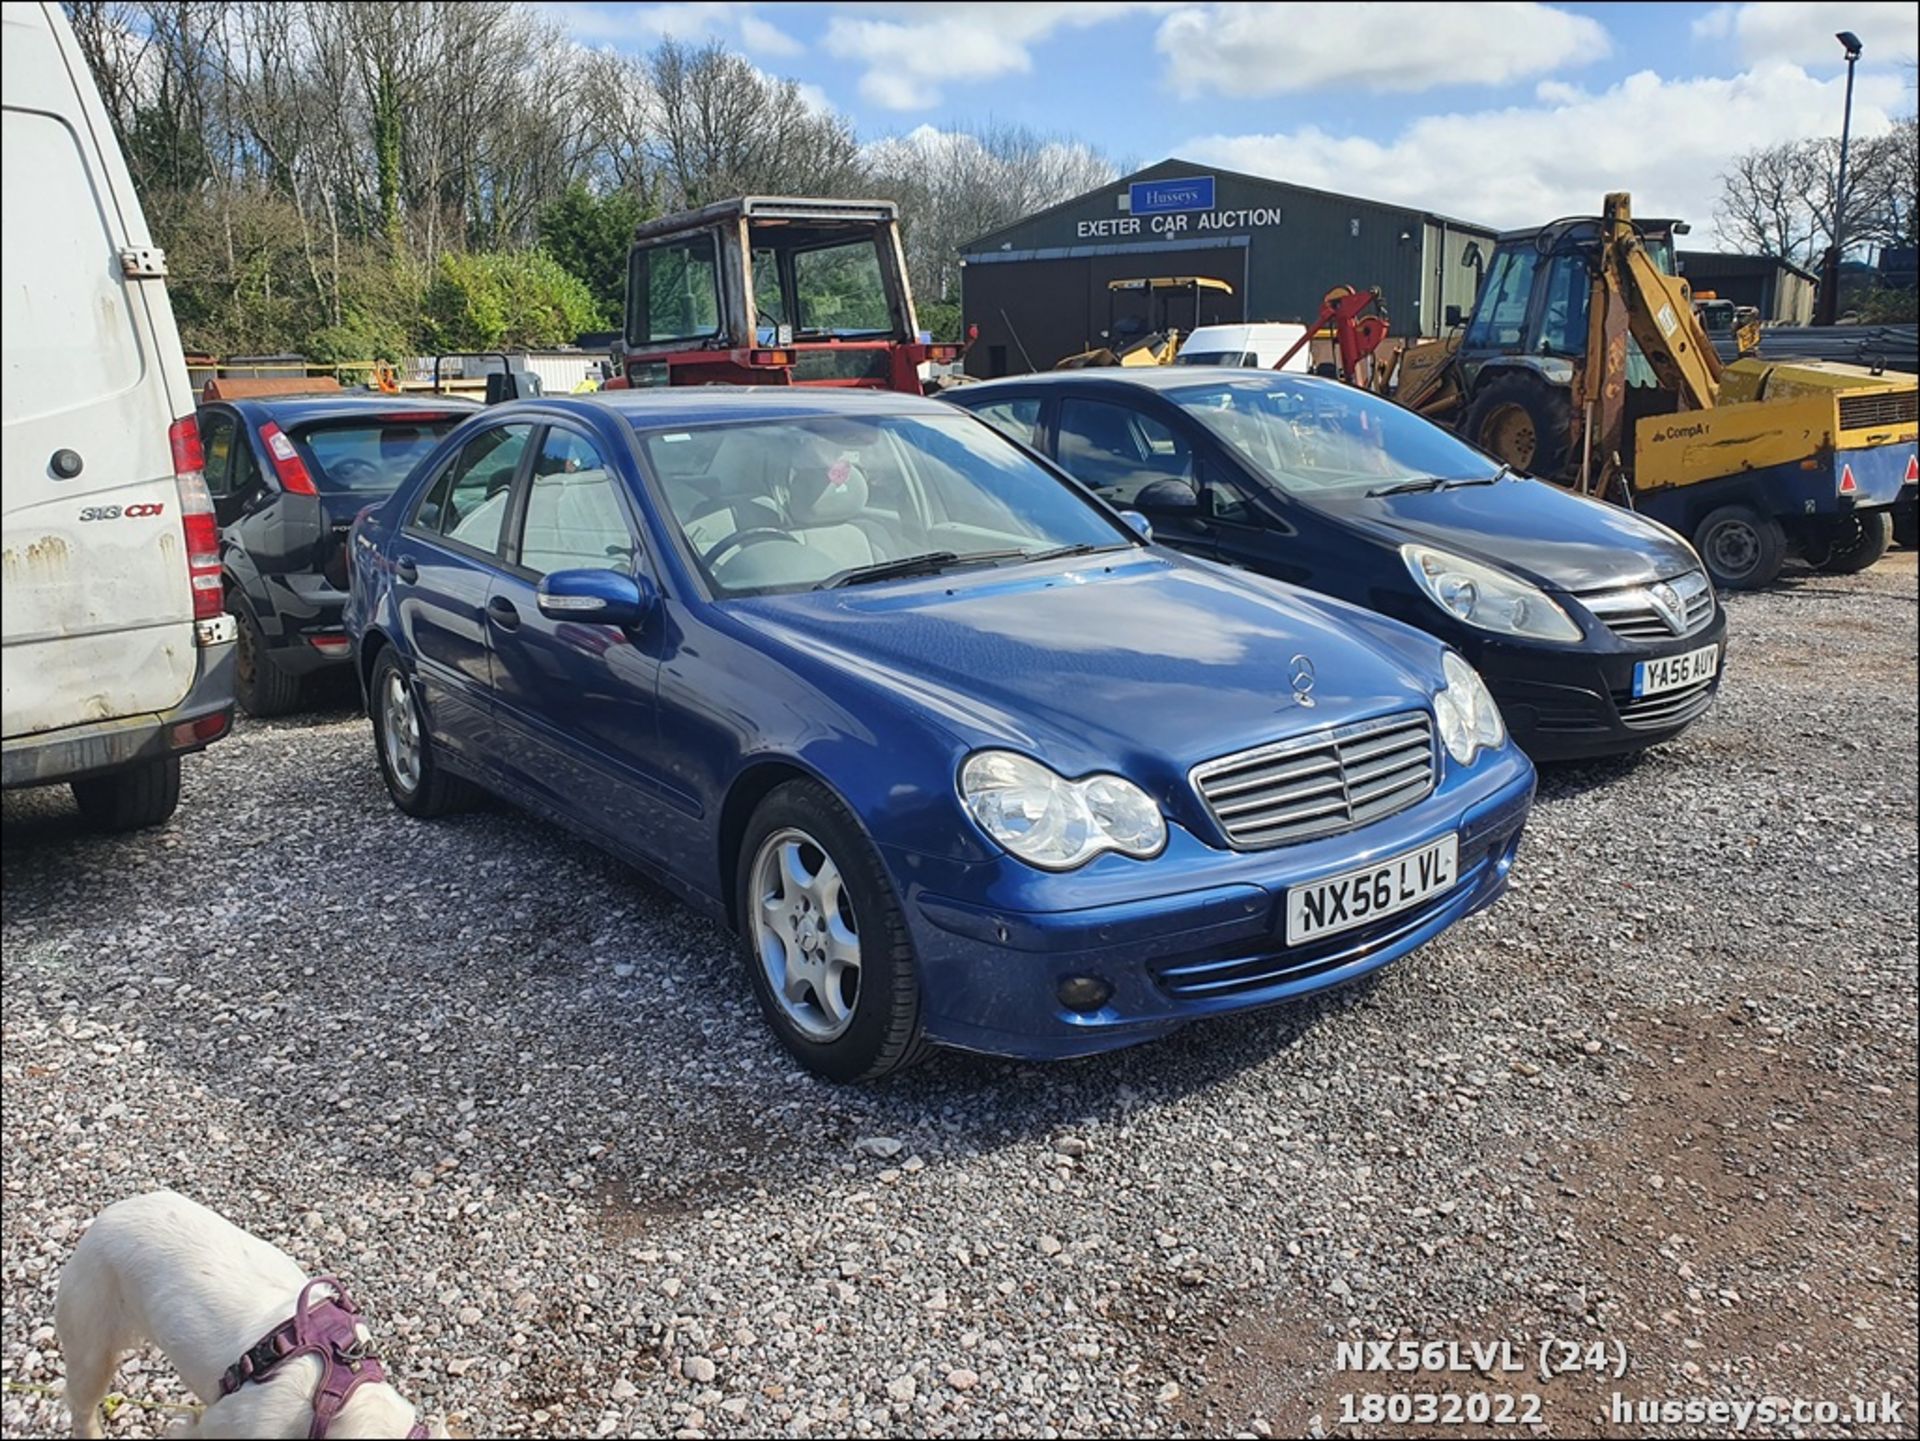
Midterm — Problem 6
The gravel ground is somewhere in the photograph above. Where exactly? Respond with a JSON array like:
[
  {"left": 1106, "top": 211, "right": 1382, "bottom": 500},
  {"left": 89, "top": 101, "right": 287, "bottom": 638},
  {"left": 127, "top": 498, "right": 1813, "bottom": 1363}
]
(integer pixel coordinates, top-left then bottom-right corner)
[{"left": 4, "top": 553, "right": 1916, "bottom": 1440}]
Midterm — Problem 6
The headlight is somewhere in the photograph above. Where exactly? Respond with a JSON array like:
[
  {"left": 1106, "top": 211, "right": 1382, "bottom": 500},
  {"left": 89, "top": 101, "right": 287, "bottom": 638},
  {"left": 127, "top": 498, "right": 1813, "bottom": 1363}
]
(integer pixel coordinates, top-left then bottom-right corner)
[
  {"left": 1402, "top": 544, "right": 1582, "bottom": 642},
  {"left": 961, "top": 751, "right": 1166, "bottom": 870},
  {"left": 1434, "top": 651, "right": 1506, "bottom": 766}
]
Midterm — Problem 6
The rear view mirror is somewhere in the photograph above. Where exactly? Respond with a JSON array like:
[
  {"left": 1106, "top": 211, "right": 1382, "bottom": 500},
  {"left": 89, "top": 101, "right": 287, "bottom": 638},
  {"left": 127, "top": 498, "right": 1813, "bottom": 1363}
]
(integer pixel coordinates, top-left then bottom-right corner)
[
  {"left": 1118, "top": 509, "right": 1153, "bottom": 542},
  {"left": 536, "top": 569, "right": 656, "bottom": 626},
  {"left": 1444, "top": 304, "right": 1464, "bottom": 328},
  {"left": 1133, "top": 478, "right": 1201, "bottom": 514}
]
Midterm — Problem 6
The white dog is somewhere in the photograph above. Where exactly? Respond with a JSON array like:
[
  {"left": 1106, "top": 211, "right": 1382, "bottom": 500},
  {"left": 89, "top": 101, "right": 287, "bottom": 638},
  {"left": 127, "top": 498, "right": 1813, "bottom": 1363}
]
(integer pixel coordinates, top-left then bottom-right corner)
[{"left": 56, "top": 1191, "right": 433, "bottom": 1439}]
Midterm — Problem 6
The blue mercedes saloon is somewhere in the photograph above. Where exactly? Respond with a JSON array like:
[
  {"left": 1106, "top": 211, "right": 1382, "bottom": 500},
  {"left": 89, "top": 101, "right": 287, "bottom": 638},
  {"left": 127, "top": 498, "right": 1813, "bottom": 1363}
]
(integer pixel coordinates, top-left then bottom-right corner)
[{"left": 343, "top": 390, "right": 1536, "bottom": 1080}]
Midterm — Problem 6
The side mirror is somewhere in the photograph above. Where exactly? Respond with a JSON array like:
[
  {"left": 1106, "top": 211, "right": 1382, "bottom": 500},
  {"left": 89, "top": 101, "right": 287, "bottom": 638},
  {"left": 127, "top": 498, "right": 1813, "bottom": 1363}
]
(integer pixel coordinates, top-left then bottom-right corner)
[
  {"left": 1444, "top": 304, "right": 1464, "bottom": 328},
  {"left": 1118, "top": 509, "right": 1153, "bottom": 542},
  {"left": 1133, "top": 478, "right": 1201, "bottom": 514},
  {"left": 537, "top": 569, "right": 656, "bottom": 626}
]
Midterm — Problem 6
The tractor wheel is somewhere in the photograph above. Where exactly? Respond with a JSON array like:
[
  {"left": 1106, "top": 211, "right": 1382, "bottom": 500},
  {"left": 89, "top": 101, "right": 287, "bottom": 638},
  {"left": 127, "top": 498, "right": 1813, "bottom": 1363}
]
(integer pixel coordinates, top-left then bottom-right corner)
[
  {"left": 1695, "top": 504, "right": 1786, "bottom": 590},
  {"left": 1462, "top": 372, "right": 1573, "bottom": 478},
  {"left": 1892, "top": 503, "right": 1917, "bottom": 550},
  {"left": 1811, "top": 511, "right": 1892, "bottom": 575}
]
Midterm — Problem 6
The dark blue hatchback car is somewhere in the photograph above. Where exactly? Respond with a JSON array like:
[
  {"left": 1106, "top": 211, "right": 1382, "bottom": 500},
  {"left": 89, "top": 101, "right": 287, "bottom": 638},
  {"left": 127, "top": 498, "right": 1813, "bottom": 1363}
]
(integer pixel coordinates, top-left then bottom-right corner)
[{"left": 344, "top": 390, "right": 1536, "bottom": 1080}]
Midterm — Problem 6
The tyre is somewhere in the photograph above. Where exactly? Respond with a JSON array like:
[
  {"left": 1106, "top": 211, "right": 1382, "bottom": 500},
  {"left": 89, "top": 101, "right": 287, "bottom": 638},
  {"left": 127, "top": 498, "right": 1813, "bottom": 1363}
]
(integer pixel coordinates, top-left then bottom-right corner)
[
  {"left": 230, "top": 598, "right": 303, "bottom": 717},
  {"left": 70, "top": 755, "right": 181, "bottom": 832},
  {"left": 736, "top": 779, "right": 930, "bottom": 1082},
  {"left": 369, "top": 649, "right": 477, "bottom": 818},
  {"left": 1893, "top": 504, "right": 1917, "bottom": 550},
  {"left": 1694, "top": 504, "right": 1786, "bottom": 590},
  {"left": 1812, "top": 511, "right": 1892, "bottom": 574},
  {"left": 1461, "top": 372, "right": 1573, "bottom": 478}
]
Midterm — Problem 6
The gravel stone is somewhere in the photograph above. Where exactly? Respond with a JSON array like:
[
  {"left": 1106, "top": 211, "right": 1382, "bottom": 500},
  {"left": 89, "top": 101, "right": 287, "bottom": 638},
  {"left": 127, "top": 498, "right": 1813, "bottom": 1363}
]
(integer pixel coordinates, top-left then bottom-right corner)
[{"left": 3, "top": 558, "right": 1915, "bottom": 1438}]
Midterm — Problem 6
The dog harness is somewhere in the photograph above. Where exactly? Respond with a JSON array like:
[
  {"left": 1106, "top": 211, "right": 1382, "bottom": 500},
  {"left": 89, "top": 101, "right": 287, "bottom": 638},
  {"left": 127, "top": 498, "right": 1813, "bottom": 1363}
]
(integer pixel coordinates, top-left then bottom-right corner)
[{"left": 218, "top": 1277, "right": 428, "bottom": 1439}]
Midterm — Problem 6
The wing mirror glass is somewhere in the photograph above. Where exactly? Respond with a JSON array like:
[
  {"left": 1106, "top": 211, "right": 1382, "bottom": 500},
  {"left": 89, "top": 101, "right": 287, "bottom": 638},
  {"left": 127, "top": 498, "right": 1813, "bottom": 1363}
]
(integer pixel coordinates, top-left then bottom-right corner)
[
  {"left": 536, "top": 569, "right": 656, "bottom": 626},
  {"left": 1444, "top": 303, "right": 1464, "bottom": 328}
]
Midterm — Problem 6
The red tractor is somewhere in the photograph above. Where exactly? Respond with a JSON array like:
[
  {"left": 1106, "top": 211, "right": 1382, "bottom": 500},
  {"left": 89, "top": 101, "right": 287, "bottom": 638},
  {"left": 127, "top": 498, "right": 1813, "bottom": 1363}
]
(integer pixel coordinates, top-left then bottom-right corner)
[{"left": 608, "top": 196, "right": 966, "bottom": 394}]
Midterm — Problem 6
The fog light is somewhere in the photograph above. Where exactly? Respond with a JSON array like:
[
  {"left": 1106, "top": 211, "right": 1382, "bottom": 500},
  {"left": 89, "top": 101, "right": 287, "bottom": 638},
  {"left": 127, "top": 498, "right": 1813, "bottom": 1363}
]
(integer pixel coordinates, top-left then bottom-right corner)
[{"left": 1057, "top": 975, "right": 1112, "bottom": 1013}]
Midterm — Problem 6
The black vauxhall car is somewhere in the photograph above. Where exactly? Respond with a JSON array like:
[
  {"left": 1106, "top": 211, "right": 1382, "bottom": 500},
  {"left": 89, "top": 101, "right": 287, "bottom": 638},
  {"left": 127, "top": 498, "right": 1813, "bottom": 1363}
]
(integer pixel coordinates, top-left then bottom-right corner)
[
  {"left": 197, "top": 393, "right": 477, "bottom": 715},
  {"left": 949, "top": 369, "right": 1728, "bottom": 761}
]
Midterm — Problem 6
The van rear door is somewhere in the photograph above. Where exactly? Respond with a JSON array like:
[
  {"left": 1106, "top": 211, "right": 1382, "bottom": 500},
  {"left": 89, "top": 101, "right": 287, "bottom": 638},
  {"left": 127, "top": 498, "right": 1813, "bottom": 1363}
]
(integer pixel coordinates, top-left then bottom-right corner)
[{"left": 2, "top": 3, "right": 198, "bottom": 738}]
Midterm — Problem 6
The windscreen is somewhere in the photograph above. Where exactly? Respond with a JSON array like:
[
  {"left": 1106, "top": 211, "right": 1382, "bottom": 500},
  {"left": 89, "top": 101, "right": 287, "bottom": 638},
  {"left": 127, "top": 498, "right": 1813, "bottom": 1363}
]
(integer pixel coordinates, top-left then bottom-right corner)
[
  {"left": 792, "top": 239, "right": 892, "bottom": 337},
  {"left": 1168, "top": 374, "right": 1500, "bottom": 497},
  {"left": 639, "top": 412, "right": 1130, "bottom": 596},
  {"left": 296, "top": 417, "right": 464, "bottom": 493}
]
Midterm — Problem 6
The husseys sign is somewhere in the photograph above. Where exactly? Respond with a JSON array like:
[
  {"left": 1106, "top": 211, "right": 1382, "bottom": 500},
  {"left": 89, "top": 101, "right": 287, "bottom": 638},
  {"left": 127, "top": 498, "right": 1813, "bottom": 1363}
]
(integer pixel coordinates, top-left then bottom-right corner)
[{"left": 1076, "top": 175, "right": 1284, "bottom": 240}]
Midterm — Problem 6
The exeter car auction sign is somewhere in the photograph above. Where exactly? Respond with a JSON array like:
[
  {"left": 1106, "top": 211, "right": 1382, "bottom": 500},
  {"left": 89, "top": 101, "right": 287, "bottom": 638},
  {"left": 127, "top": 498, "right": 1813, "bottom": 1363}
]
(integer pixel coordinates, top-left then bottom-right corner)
[{"left": 1075, "top": 174, "right": 1285, "bottom": 240}]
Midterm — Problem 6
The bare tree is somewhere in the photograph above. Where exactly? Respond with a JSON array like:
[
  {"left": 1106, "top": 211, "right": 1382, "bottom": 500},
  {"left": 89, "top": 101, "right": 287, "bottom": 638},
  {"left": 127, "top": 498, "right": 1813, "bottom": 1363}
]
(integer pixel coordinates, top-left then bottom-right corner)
[
  {"left": 868, "top": 123, "right": 1116, "bottom": 301},
  {"left": 1716, "top": 120, "right": 1920, "bottom": 263}
]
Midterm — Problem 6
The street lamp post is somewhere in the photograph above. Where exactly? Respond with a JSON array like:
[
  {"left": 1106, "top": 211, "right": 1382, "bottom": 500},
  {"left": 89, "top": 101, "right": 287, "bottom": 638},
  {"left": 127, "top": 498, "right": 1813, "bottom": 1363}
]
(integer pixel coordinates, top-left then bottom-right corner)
[{"left": 1822, "top": 30, "right": 1863, "bottom": 325}]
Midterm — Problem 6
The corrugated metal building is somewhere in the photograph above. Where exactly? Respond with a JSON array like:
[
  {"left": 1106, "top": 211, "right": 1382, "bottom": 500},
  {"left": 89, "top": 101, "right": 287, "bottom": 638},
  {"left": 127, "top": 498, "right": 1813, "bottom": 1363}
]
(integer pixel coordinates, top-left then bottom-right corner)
[
  {"left": 957, "top": 157, "right": 1496, "bottom": 377},
  {"left": 1675, "top": 251, "right": 1819, "bottom": 326}
]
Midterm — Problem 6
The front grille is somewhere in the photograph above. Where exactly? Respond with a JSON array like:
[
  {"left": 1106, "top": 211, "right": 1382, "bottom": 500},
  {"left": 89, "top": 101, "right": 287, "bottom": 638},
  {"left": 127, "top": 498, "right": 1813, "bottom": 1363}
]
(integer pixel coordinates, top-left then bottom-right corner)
[
  {"left": 1582, "top": 569, "right": 1715, "bottom": 642},
  {"left": 1838, "top": 389, "right": 1917, "bottom": 431},
  {"left": 1191, "top": 711, "right": 1435, "bottom": 850},
  {"left": 1614, "top": 675, "right": 1718, "bottom": 730}
]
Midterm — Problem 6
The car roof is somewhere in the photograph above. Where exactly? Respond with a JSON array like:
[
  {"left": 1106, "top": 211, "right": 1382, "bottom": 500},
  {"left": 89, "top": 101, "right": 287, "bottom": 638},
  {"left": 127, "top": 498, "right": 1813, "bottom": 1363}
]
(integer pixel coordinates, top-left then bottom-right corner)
[
  {"left": 217, "top": 394, "right": 484, "bottom": 425},
  {"left": 488, "top": 387, "right": 956, "bottom": 432},
  {"left": 957, "top": 368, "right": 1316, "bottom": 396}
]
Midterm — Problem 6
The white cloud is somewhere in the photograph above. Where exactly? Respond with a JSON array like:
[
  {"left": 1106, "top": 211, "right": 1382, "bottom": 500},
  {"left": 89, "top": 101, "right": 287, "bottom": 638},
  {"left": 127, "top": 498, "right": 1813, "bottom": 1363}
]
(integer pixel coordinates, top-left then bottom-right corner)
[
  {"left": 1692, "top": 2, "right": 1918, "bottom": 68},
  {"left": 1155, "top": 2, "right": 1610, "bottom": 97},
  {"left": 1180, "top": 61, "right": 1909, "bottom": 247},
  {"left": 822, "top": 3, "right": 1174, "bottom": 110},
  {"left": 539, "top": 2, "right": 802, "bottom": 56}
]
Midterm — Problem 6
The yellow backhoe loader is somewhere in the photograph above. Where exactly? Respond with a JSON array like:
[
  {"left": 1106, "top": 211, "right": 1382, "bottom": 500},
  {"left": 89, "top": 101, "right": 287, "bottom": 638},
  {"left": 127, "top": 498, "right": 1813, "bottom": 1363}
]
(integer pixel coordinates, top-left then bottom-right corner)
[
  {"left": 1392, "top": 194, "right": 1916, "bottom": 588},
  {"left": 1056, "top": 277, "right": 1234, "bottom": 369}
]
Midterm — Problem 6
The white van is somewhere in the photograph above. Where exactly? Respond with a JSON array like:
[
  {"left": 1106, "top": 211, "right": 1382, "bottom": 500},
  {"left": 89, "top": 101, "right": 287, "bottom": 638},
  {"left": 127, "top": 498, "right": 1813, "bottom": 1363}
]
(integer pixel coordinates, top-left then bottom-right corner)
[
  {"left": 2, "top": 1, "right": 235, "bottom": 830},
  {"left": 1173, "top": 323, "right": 1312, "bottom": 372}
]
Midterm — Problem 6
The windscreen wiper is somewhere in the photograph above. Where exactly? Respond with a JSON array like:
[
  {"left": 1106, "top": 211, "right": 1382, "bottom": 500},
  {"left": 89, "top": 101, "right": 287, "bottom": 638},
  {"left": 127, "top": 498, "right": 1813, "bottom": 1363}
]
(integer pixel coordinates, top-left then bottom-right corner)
[
  {"left": 821, "top": 551, "right": 961, "bottom": 588},
  {"left": 1440, "top": 464, "right": 1512, "bottom": 490},
  {"left": 1366, "top": 476, "right": 1447, "bottom": 497},
  {"left": 1023, "top": 541, "right": 1122, "bottom": 562}
]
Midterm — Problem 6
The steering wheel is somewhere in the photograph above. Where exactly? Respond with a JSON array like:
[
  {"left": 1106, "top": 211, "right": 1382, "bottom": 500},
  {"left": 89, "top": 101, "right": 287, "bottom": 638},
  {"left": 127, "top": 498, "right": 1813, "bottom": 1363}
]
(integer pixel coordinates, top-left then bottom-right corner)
[{"left": 702, "top": 527, "right": 804, "bottom": 569}]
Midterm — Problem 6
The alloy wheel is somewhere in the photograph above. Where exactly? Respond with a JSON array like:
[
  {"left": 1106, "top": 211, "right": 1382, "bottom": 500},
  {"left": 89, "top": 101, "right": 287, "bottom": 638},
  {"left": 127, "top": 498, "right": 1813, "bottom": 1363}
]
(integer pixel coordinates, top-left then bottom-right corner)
[
  {"left": 751, "top": 827, "right": 862, "bottom": 1043},
  {"left": 380, "top": 669, "right": 423, "bottom": 794}
]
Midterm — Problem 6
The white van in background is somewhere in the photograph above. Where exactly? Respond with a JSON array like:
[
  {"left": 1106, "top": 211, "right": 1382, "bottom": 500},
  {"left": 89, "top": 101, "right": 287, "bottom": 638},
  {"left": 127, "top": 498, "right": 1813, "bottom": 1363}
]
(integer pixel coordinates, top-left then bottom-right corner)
[
  {"left": 2, "top": 1, "right": 235, "bottom": 831},
  {"left": 1174, "top": 323, "right": 1312, "bottom": 372}
]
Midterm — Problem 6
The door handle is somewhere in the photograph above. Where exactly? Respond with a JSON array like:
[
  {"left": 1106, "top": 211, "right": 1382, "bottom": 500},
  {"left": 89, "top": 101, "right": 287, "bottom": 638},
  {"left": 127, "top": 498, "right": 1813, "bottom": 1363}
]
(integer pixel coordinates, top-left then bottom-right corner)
[
  {"left": 486, "top": 595, "right": 521, "bottom": 631},
  {"left": 394, "top": 555, "right": 418, "bottom": 584}
]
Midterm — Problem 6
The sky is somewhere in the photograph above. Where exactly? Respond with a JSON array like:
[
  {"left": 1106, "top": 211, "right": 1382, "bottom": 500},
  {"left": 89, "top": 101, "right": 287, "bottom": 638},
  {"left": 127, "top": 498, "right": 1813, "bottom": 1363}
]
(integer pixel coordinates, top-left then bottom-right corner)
[{"left": 546, "top": 0, "right": 1920, "bottom": 248}]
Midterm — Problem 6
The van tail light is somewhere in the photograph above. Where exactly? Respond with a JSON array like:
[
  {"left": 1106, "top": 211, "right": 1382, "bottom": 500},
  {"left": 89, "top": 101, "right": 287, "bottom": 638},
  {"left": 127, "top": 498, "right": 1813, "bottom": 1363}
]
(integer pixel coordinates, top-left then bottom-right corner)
[
  {"left": 169, "top": 416, "right": 224, "bottom": 621},
  {"left": 259, "top": 421, "right": 319, "bottom": 494}
]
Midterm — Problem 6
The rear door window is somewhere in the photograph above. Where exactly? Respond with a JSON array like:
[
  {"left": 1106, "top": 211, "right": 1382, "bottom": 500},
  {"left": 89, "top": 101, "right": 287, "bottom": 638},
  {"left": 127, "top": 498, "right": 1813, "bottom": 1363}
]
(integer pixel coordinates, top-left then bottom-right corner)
[{"left": 410, "top": 424, "right": 534, "bottom": 557}]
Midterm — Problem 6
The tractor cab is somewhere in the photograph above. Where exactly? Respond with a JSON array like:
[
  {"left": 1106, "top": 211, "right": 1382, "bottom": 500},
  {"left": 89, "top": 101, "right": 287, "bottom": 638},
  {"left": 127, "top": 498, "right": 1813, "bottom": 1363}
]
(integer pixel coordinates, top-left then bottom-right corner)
[
  {"left": 614, "top": 196, "right": 963, "bottom": 393},
  {"left": 1448, "top": 215, "right": 1686, "bottom": 393}
]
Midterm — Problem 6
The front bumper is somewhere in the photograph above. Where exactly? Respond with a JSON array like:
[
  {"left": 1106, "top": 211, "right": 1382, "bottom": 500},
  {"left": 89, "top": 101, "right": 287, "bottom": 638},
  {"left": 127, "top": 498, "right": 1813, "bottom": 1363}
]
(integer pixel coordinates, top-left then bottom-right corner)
[
  {"left": 1472, "top": 608, "right": 1730, "bottom": 763},
  {"left": 897, "top": 751, "right": 1535, "bottom": 1061},
  {"left": 1, "top": 616, "right": 237, "bottom": 789}
]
